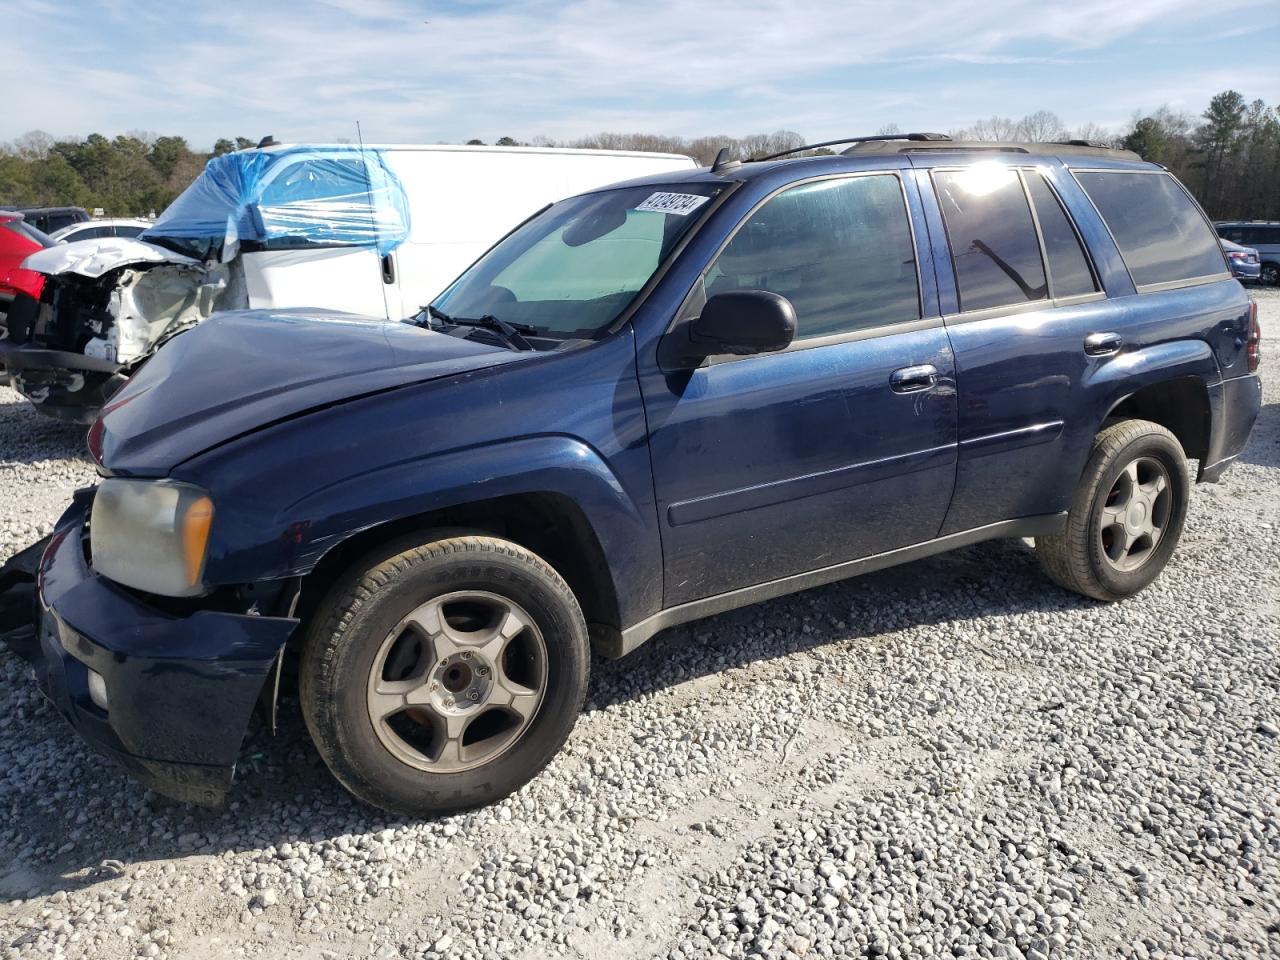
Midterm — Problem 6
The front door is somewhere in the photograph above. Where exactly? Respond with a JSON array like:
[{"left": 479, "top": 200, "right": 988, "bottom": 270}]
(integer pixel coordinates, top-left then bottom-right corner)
[{"left": 641, "top": 172, "right": 959, "bottom": 607}]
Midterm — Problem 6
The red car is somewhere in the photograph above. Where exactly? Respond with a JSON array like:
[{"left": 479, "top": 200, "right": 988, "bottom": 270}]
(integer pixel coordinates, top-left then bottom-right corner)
[{"left": 1, "top": 211, "right": 50, "bottom": 317}]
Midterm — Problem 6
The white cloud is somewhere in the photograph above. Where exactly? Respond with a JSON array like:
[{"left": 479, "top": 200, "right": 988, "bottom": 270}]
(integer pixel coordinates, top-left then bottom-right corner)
[{"left": 0, "top": 0, "right": 1273, "bottom": 147}]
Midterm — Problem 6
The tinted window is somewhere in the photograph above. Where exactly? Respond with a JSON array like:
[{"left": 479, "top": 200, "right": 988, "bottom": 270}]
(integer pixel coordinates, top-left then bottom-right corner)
[
  {"left": 115, "top": 225, "right": 147, "bottom": 238},
  {"left": 1076, "top": 172, "right": 1226, "bottom": 288},
  {"left": 705, "top": 175, "right": 919, "bottom": 340},
  {"left": 1025, "top": 172, "right": 1098, "bottom": 298},
  {"left": 1243, "top": 226, "right": 1279, "bottom": 246},
  {"left": 2, "top": 220, "right": 54, "bottom": 248},
  {"left": 934, "top": 166, "right": 1047, "bottom": 312}
]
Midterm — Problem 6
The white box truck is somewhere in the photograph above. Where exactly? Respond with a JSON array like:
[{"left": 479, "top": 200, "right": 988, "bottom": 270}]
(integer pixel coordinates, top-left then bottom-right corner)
[{"left": 4, "top": 143, "right": 696, "bottom": 419}]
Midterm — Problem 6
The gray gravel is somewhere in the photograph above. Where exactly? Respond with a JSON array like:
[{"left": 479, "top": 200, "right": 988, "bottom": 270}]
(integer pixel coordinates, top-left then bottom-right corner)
[{"left": 1, "top": 289, "right": 1278, "bottom": 960}]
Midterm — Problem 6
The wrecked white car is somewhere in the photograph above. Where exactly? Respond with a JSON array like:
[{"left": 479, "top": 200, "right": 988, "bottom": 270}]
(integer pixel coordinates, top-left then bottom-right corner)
[
  {"left": 0, "top": 145, "right": 410, "bottom": 421},
  {"left": 0, "top": 141, "right": 696, "bottom": 420}
]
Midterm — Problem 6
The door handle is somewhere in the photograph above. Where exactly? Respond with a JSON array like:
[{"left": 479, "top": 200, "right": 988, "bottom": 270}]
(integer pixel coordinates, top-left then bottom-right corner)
[
  {"left": 381, "top": 253, "right": 396, "bottom": 284},
  {"left": 890, "top": 364, "right": 938, "bottom": 394},
  {"left": 1084, "top": 332, "right": 1123, "bottom": 356}
]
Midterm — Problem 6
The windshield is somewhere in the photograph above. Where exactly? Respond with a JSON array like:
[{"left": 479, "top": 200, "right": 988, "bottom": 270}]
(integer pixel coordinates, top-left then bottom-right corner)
[
  {"left": 430, "top": 182, "right": 723, "bottom": 339},
  {"left": 141, "top": 147, "right": 410, "bottom": 259}
]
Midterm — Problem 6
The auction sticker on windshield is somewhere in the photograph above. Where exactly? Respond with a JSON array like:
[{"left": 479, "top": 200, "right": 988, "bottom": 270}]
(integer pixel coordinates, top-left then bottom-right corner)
[{"left": 634, "top": 192, "right": 711, "bottom": 216}]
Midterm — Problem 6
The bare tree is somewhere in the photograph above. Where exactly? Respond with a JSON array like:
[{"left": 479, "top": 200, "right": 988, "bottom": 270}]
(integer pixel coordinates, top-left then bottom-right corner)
[
  {"left": 966, "top": 116, "right": 1020, "bottom": 141},
  {"left": 10, "top": 130, "right": 55, "bottom": 161},
  {"left": 1016, "top": 111, "right": 1068, "bottom": 142}
]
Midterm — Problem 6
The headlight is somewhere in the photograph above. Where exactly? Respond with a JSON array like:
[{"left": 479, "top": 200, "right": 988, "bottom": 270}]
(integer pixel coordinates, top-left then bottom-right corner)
[{"left": 90, "top": 480, "right": 214, "bottom": 597}]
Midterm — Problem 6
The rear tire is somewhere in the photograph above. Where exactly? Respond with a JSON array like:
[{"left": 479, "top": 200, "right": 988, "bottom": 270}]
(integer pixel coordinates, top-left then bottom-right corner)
[
  {"left": 1036, "top": 419, "right": 1189, "bottom": 601},
  {"left": 300, "top": 533, "right": 589, "bottom": 817},
  {"left": 1261, "top": 262, "right": 1279, "bottom": 287}
]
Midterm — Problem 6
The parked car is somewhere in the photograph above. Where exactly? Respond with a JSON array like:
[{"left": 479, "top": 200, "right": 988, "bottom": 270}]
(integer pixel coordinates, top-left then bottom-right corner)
[
  {"left": 0, "top": 211, "right": 51, "bottom": 325},
  {"left": 1220, "top": 238, "right": 1261, "bottom": 282},
  {"left": 0, "top": 143, "right": 696, "bottom": 421},
  {"left": 49, "top": 218, "right": 153, "bottom": 244},
  {"left": 1215, "top": 221, "right": 1280, "bottom": 286},
  {"left": 2, "top": 135, "right": 1261, "bottom": 815},
  {"left": 2, "top": 206, "right": 90, "bottom": 235}
]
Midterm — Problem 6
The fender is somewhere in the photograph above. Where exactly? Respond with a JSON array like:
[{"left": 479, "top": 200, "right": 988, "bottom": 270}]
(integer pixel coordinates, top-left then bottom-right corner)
[
  {"left": 1087, "top": 338, "right": 1219, "bottom": 423},
  {"left": 203, "top": 434, "right": 661, "bottom": 628}
]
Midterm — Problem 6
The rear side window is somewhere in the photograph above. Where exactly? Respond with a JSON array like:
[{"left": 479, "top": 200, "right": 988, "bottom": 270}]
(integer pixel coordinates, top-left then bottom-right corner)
[
  {"left": 1024, "top": 172, "right": 1098, "bottom": 298},
  {"left": 705, "top": 174, "right": 920, "bottom": 341},
  {"left": 934, "top": 167, "right": 1047, "bottom": 312},
  {"left": 1244, "top": 226, "right": 1279, "bottom": 246},
  {"left": 1075, "top": 171, "right": 1226, "bottom": 288}
]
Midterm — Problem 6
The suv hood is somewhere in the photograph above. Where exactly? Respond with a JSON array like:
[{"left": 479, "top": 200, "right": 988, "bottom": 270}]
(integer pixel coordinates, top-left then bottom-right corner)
[
  {"left": 96, "top": 309, "right": 523, "bottom": 474},
  {"left": 22, "top": 236, "right": 198, "bottom": 279}
]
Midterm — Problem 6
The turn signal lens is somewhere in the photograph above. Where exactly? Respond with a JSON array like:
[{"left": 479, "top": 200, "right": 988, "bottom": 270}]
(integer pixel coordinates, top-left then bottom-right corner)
[{"left": 182, "top": 495, "right": 214, "bottom": 588}]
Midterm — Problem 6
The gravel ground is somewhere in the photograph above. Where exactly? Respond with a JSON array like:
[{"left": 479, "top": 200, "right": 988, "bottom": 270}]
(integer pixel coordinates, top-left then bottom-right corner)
[{"left": 1, "top": 289, "right": 1277, "bottom": 960}]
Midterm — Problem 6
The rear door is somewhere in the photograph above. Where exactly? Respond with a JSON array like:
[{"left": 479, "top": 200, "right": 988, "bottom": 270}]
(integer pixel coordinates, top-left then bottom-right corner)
[
  {"left": 641, "top": 170, "right": 958, "bottom": 606},
  {"left": 912, "top": 156, "right": 1119, "bottom": 533}
]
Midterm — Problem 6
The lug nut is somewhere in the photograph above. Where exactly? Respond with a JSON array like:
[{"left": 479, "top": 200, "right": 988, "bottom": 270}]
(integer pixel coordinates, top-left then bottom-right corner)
[
  {"left": 430, "top": 682, "right": 439, "bottom": 692},
  {"left": 444, "top": 697, "right": 455, "bottom": 707},
  {"left": 468, "top": 690, "right": 480, "bottom": 701},
  {"left": 461, "top": 651, "right": 472, "bottom": 660},
  {"left": 477, "top": 666, "right": 489, "bottom": 676}
]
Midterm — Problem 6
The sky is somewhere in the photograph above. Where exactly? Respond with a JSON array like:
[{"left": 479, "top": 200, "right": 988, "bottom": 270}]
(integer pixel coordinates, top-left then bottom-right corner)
[{"left": 2, "top": 0, "right": 1277, "bottom": 149}]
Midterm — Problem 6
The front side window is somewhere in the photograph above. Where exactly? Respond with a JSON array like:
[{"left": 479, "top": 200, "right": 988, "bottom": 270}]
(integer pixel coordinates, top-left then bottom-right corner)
[
  {"left": 934, "top": 165, "right": 1047, "bottom": 312},
  {"left": 433, "top": 183, "right": 723, "bottom": 338},
  {"left": 1075, "top": 171, "right": 1227, "bottom": 289},
  {"left": 704, "top": 175, "right": 920, "bottom": 341},
  {"left": 1024, "top": 172, "right": 1098, "bottom": 298}
]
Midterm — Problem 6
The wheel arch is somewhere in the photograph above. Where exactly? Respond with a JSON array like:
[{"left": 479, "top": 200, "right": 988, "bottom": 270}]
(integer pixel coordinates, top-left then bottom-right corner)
[
  {"left": 1102, "top": 375, "right": 1212, "bottom": 464},
  {"left": 294, "top": 490, "right": 624, "bottom": 657}
]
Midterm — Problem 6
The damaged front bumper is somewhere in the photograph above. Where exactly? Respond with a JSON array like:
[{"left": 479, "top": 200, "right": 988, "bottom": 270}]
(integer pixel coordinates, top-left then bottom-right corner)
[
  {"left": 0, "top": 340, "right": 126, "bottom": 422},
  {"left": 0, "top": 497, "right": 298, "bottom": 806}
]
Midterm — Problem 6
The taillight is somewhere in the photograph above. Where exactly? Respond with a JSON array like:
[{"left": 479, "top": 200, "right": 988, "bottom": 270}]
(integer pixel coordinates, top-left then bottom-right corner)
[{"left": 1247, "top": 300, "right": 1261, "bottom": 373}]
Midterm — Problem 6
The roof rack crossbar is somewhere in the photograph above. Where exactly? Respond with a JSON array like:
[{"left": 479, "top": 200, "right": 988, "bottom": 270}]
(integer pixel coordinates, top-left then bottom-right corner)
[{"left": 751, "top": 132, "right": 951, "bottom": 163}]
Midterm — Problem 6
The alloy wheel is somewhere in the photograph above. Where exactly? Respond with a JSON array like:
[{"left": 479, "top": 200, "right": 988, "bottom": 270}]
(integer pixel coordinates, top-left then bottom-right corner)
[
  {"left": 1097, "top": 456, "right": 1172, "bottom": 573},
  {"left": 366, "top": 590, "right": 547, "bottom": 773}
]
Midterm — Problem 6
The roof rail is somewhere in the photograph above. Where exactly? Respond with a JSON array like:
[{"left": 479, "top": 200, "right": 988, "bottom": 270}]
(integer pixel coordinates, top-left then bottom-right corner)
[
  {"left": 843, "top": 139, "right": 1141, "bottom": 161},
  {"left": 750, "top": 132, "right": 951, "bottom": 162}
]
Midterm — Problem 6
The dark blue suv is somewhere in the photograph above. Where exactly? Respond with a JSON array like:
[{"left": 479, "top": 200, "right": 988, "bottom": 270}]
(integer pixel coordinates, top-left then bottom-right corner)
[{"left": 13, "top": 135, "right": 1263, "bottom": 816}]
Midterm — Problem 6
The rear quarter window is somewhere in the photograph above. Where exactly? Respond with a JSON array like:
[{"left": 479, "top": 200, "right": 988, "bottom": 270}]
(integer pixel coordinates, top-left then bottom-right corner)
[{"left": 1075, "top": 171, "right": 1227, "bottom": 289}]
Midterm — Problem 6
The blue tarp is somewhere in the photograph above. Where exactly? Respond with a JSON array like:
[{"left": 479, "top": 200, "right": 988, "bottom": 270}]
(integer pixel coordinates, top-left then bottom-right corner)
[{"left": 142, "top": 146, "right": 411, "bottom": 257}]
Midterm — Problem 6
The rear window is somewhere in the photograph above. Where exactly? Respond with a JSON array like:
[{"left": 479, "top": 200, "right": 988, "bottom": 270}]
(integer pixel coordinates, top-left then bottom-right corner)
[
  {"left": 2, "top": 220, "right": 54, "bottom": 248},
  {"left": 934, "top": 166, "right": 1047, "bottom": 312},
  {"left": 1076, "top": 171, "right": 1226, "bottom": 289}
]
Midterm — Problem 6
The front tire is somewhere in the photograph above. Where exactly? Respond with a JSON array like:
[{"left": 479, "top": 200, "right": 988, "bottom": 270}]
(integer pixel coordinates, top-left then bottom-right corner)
[
  {"left": 1036, "top": 419, "right": 1190, "bottom": 601},
  {"left": 300, "top": 534, "right": 589, "bottom": 817}
]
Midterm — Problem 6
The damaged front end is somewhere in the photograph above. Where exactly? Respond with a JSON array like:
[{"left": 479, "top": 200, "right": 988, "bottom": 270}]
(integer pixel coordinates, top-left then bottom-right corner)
[{"left": 1, "top": 239, "right": 242, "bottom": 421}]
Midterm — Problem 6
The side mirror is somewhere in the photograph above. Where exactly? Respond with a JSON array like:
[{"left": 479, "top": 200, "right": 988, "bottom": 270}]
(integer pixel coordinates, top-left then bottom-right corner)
[{"left": 689, "top": 291, "right": 796, "bottom": 357}]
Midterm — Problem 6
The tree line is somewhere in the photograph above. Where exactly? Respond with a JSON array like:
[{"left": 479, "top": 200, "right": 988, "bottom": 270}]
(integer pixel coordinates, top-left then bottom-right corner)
[{"left": 2, "top": 90, "right": 1276, "bottom": 222}]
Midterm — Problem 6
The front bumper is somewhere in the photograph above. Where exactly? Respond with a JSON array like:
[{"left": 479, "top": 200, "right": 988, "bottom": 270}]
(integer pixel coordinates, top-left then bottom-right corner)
[
  {"left": 0, "top": 341, "right": 126, "bottom": 422},
  {"left": 12, "top": 499, "right": 298, "bottom": 805}
]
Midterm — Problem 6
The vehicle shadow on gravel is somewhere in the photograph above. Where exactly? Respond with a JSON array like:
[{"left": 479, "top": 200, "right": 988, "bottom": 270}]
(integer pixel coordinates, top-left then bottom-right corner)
[
  {"left": 1, "top": 534, "right": 1095, "bottom": 901},
  {"left": 0, "top": 397, "right": 91, "bottom": 467}
]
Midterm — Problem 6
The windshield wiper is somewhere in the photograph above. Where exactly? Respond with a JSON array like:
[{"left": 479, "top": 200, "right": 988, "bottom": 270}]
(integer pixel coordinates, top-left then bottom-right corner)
[{"left": 418, "top": 306, "right": 536, "bottom": 352}]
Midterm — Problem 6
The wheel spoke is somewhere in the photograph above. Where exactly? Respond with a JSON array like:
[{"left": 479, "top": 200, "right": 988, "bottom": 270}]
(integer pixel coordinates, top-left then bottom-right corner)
[
  {"left": 1148, "top": 473, "right": 1168, "bottom": 496},
  {"left": 368, "top": 683, "right": 409, "bottom": 721},
  {"left": 1123, "top": 460, "right": 1140, "bottom": 486},
  {"left": 1101, "top": 504, "right": 1126, "bottom": 529},
  {"left": 407, "top": 599, "right": 465, "bottom": 661}
]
